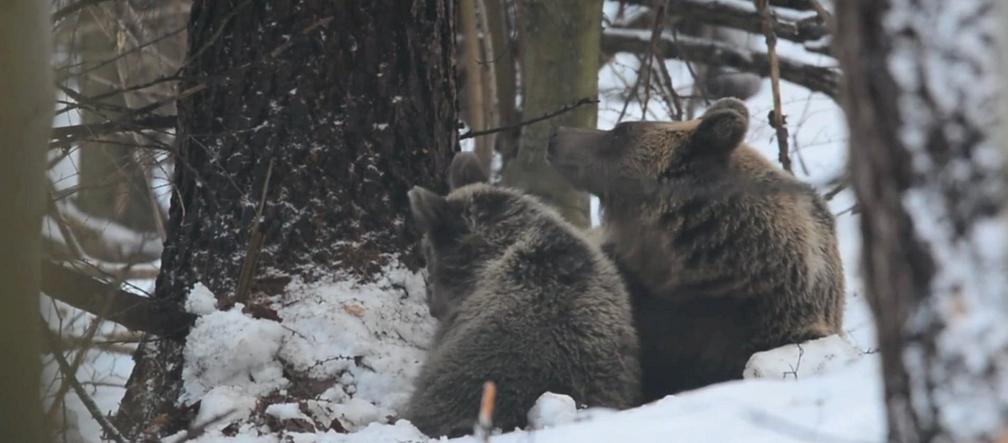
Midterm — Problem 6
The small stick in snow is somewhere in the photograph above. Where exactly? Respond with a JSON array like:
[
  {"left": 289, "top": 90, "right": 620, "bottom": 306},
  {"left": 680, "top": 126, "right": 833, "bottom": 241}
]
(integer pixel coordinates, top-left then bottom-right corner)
[{"left": 474, "top": 381, "right": 497, "bottom": 441}]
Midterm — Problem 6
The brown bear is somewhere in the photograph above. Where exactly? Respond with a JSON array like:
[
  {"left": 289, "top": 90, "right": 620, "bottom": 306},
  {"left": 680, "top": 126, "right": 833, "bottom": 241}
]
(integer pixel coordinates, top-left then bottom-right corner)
[
  {"left": 547, "top": 98, "right": 845, "bottom": 400},
  {"left": 404, "top": 152, "right": 640, "bottom": 437}
]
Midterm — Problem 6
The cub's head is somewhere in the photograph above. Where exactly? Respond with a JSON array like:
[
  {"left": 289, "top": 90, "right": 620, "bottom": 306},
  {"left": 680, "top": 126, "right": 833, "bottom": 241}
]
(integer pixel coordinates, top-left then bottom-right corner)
[
  {"left": 409, "top": 152, "right": 529, "bottom": 319},
  {"left": 547, "top": 98, "right": 750, "bottom": 200}
]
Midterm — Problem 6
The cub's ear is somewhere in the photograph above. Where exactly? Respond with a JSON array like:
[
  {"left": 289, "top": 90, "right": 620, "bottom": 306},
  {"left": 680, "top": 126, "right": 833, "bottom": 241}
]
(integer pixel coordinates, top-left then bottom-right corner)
[
  {"left": 408, "top": 186, "right": 452, "bottom": 233},
  {"left": 448, "top": 151, "right": 488, "bottom": 190},
  {"left": 687, "top": 98, "right": 749, "bottom": 158}
]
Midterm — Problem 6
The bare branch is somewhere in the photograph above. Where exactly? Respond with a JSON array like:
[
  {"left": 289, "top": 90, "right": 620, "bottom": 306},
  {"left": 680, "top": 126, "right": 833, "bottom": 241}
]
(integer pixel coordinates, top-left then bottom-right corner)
[
  {"left": 43, "top": 325, "right": 128, "bottom": 443},
  {"left": 41, "top": 260, "right": 196, "bottom": 337},
  {"left": 620, "top": 0, "right": 831, "bottom": 53},
  {"left": 460, "top": 97, "right": 599, "bottom": 139},
  {"left": 674, "top": 0, "right": 829, "bottom": 47},
  {"left": 50, "top": 114, "right": 176, "bottom": 150},
  {"left": 602, "top": 28, "right": 840, "bottom": 99},
  {"left": 755, "top": 0, "right": 793, "bottom": 173}
]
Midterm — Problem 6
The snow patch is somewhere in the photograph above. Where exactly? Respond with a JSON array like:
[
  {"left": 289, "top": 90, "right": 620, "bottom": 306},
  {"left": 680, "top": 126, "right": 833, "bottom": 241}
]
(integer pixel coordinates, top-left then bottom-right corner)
[
  {"left": 743, "top": 335, "right": 865, "bottom": 380},
  {"left": 186, "top": 283, "right": 218, "bottom": 315},
  {"left": 193, "top": 386, "right": 259, "bottom": 432},
  {"left": 178, "top": 261, "right": 435, "bottom": 439},
  {"left": 527, "top": 392, "right": 578, "bottom": 430},
  {"left": 289, "top": 420, "right": 428, "bottom": 443},
  {"left": 180, "top": 306, "right": 288, "bottom": 404},
  {"left": 264, "top": 403, "right": 309, "bottom": 421}
]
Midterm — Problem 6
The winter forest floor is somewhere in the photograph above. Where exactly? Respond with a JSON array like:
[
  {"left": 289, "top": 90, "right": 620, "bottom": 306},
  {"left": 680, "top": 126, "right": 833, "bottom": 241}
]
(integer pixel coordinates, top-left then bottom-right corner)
[{"left": 43, "top": 6, "right": 885, "bottom": 442}]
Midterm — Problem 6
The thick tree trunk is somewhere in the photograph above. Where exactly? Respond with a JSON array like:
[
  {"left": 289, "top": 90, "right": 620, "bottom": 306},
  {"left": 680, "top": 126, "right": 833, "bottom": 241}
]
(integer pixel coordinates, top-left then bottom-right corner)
[
  {"left": 501, "top": 0, "right": 601, "bottom": 228},
  {"left": 836, "top": 0, "right": 1007, "bottom": 441},
  {"left": 0, "top": 1, "right": 52, "bottom": 441},
  {"left": 114, "top": 1, "right": 456, "bottom": 439}
]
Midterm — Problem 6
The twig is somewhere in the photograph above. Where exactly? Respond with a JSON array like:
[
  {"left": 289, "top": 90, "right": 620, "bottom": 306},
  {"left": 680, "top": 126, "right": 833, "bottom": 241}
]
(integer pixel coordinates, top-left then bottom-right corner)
[
  {"left": 654, "top": 47, "right": 685, "bottom": 120},
  {"left": 49, "top": 114, "right": 177, "bottom": 149},
  {"left": 474, "top": 381, "right": 497, "bottom": 442},
  {"left": 616, "top": 56, "right": 647, "bottom": 123},
  {"left": 640, "top": 0, "right": 669, "bottom": 120},
  {"left": 460, "top": 98, "right": 599, "bottom": 139},
  {"left": 755, "top": 0, "right": 793, "bottom": 174},
  {"left": 234, "top": 159, "right": 275, "bottom": 304},
  {"left": 51, "top": 0, "right": 114, "bottom": 22},
  {"left": 43, "top": 323, "right": 128, "bottom": 443},
  {"left": 46, "top": 182, "right": 85, "bottom": 259},
  {"left": 45, "top": 314, "right": 104, "bottom": 421},
  {"left": 823, "top": 180, "right": 848, "bottom": 201}
]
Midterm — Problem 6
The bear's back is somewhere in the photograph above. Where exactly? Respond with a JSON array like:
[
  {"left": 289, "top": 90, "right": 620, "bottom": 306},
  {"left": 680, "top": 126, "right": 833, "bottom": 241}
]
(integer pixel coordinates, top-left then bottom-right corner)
[{"left": 406, "top": 190, "right": 640, "bottom": 437}]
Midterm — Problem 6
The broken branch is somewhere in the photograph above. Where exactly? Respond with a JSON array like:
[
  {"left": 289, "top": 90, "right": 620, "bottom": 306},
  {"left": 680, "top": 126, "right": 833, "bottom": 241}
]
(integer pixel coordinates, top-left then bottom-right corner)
[{"left": 41, "top": 260, "right": 196, "bottom": 337}]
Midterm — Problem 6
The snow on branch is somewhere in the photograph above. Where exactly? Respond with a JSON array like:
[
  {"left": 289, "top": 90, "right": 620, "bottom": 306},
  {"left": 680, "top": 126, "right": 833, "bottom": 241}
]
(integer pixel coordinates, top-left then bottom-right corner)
[
  {"left": 678, "top": 0, "right": 829, "bottom": 47},
  {"left": 619, "top": 0, "right": 831, "bottom": 50},
  {"left": 602, "top": 27, "right": 840, "bottom": 99}
]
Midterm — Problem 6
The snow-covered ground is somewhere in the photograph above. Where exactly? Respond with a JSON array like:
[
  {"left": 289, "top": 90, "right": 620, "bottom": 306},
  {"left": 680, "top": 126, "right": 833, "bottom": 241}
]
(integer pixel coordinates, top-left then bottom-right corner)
[{"left": 44, "top": 3, "right": 887, "bottom": 441}]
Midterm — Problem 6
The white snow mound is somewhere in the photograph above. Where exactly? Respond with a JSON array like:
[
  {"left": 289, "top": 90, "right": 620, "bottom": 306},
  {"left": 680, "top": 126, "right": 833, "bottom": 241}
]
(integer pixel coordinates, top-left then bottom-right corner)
[
  {"left": 178, "top": 262, "right": 436, "bottom": 439},
  {"left": 181, "top": 306, "right": 289, "bottom": 404},
  {"left": 743, "top": 334, "right": 865, "bottom": 380},
  {"left": 527, "top": 392, "right": 578, "bottom": 429}
]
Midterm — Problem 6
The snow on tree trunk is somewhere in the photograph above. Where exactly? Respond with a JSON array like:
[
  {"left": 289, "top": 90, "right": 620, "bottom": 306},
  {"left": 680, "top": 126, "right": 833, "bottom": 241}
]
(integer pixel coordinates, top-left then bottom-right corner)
[
  {"left": 114, "top": 1, "right": 456, "bottom": 438},
  {"left": 835, "top": 0, "right": 1008, "bottom": 441}
]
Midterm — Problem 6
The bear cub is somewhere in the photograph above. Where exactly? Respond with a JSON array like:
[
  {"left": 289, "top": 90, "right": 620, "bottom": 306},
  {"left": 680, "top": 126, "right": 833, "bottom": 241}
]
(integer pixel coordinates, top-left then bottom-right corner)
[
  {"left": 404, "top": 153, "right": 641, "bottom": 438},
  {"left": 548, "top": 98, "right": 845, "bottom": 399}
]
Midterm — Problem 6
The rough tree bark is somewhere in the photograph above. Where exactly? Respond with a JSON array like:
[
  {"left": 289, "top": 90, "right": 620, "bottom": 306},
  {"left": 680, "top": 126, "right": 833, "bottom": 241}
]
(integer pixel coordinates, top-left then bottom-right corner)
[
  {"left": 501, "top": 0, "right": 601, "bottom": 228},
  {"left": 114, "top": 1, "right": 456, "bottom": 439},
  {"left": 836, "top": 0, "right": 1007, "bottom": 441},
  {"left": 0, "top": 0, "right": 52, "bottom": 441}
]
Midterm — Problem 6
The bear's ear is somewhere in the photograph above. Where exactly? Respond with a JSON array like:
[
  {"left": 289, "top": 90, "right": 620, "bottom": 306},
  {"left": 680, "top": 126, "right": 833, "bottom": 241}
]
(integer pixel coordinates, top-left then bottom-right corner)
[
  {"left": 448, "top": 152, "right": 488, "bottom": 190},
  {"left": 685, "top": 98, "right": 749, "bottom": 159},
  {"left": 408, "top": 186, "right": 456, "bottom": 233}
]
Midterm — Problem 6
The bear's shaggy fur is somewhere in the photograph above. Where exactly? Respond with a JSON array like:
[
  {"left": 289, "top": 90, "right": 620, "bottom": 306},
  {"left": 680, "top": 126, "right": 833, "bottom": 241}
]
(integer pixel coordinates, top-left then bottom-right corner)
[
  {"left": 548, "top": 98, "right": 845, "bottom": 399},
  {"left": 404, "top": 153, "right": 640, "bottom": 437}
]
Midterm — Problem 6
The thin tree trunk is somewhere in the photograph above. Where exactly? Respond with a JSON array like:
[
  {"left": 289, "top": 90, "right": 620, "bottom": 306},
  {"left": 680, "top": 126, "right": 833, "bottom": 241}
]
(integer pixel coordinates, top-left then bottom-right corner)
[
  {"left": 460, "top": 0, "right": 493, "bottom": 169},
  {"left": 484, "top": 0, "right": 520, "bottom": 162},
  {"left": 501, "top": 0, "right": 601, "bottom": 228},
  {"left": 74, "top": 8, "right": 159, "bottom": 234},
  {"left": 835, "top": 0, "right": 1008, "bottom": 441},
  {"left": 114, "top": 1, "right": 456, "bottom": 439},
  {"left": 0, "top": 0, "right": 53, "bottom": 441}
]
